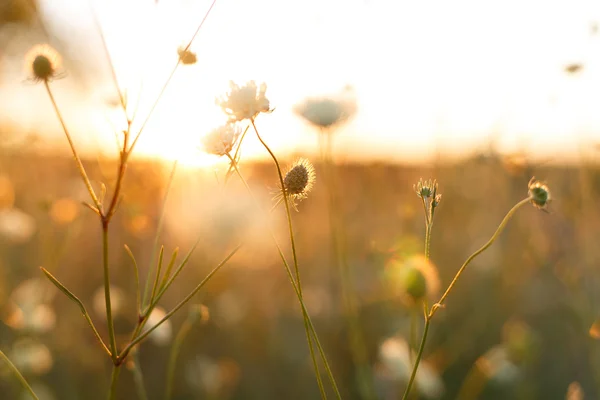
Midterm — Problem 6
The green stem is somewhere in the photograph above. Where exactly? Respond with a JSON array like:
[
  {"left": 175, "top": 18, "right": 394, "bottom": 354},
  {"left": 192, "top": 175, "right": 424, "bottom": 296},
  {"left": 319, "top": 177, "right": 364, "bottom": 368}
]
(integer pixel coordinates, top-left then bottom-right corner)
[
  {"left": 108, "top": 365, "right": 121, "bottom": 400},
  {"left": 119, "top": 244, "right": 241, "bottom": 360},
  {"left": 274, "top": 245, "right": 342, "bottom": 399},
  {"left": 130, "top": 352, "right": 149, "bottom": 400},
  {"left": 102, "top": 224, "right": 118, "bottom": 363},
  {"left": 402, "top": 307, "right": 430, "bottom": 400},
  {"left": 226, "top": 152, "right": 328, "bottom": 399},
  {"left": 0, "top": 349, "right": 39, "bottom": 400},
  {"left": 250, "top": 121, "right": 328, "bottom": 399},
  {"left": 429, "top": 197, "right": 530, "bottom": 318},
  {"left": 165, "top": 318, "right": 194, "bottom": 400},
  {"left": 424, "top": 223, "right": 432, "bottom": 261},
  {"left": 403, "top": 197, "right": 531, "bottom": 399},
  {"left": 44, "top": 81, "right": 101, "bottom": 211},
  {"left": 142, "top": 161, "right": 178, "bottom": 311},
  {"left": 409, "top": 308, "right": 418, "bottom": 366},
  {"left": 40, "top": 267, "right": 111, "bottom": 356}
]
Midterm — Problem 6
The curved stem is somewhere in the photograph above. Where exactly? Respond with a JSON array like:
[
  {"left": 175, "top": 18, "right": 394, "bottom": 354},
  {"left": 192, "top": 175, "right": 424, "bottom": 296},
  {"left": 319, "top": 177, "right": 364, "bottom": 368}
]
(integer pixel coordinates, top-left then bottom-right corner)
[
  {"left": 403, "top": 197, "right": 532, "bottom": 399},
  {"left": 429, "top": 197, "right": 530, "bottom": 318},
  {"left": 226, "top": 153, "right": 329, "bottom": 399},
  {"left": 0, "top": 349, "right": 39, "bottom": 400},
  {"left": 44, "top": 81, "right": 101, "bottom": 210}
]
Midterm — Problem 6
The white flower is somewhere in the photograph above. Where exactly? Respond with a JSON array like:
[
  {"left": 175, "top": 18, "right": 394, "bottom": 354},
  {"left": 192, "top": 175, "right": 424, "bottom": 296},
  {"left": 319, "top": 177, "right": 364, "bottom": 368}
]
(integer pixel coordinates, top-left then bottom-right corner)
[
  {"left": 201, "top": 123, "right": 242, "bottom": 156},
  {"left": 294, "top": 89, "right": 356, "bottom": 129},
  {"left": 216, "top": 81, "right": 270, "bottom": 122}
]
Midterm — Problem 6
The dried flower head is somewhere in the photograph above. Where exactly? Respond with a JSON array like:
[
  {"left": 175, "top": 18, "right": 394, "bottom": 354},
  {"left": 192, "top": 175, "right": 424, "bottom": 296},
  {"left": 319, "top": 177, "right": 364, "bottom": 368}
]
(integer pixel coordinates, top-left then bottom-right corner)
[
  {"left": 294, "top": 96, "right": 356, "bottom": 129},
  {"left": 216, "top": 81, "right": 271, "bottom": 122},
  {"left": 25, "top": 44, "right": 61, "bottom": 82},
  {"left": 177, "top": 46, "right": 197, "bottom": 65},
  {"left": 201, "top": 123, "right": 242, "bottom": 156},
  {"left": 276, "top": 158, "right": 316, "bottom": 211},
  {"left": 527, "top": 178, "right": 551, "bottom": 210}
]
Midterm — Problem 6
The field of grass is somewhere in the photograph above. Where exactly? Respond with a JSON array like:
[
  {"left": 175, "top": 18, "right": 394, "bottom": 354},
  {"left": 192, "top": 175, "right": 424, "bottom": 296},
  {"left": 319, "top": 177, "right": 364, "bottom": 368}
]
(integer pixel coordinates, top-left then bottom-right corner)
[{"left": 0, "top": 148, "right": 597, "bottom": 399}]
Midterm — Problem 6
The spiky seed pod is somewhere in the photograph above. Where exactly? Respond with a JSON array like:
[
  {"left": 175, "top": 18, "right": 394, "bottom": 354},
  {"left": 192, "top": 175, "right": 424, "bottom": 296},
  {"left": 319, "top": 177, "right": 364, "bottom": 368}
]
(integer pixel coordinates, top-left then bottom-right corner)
[{"left": 25, "top": 44, "right": 61, "bottom": 82}]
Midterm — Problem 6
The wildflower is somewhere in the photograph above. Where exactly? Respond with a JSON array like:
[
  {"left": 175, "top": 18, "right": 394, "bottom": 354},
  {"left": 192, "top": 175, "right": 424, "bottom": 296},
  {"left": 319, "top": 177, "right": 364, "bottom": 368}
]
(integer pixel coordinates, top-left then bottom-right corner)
[
  {"left": 216, "top": 81, "right": 270, "bottom": 122},
  {"left": 177, "top": 46, "right": 197, "bottom": 65},
  {"left": 201, "top": 123, "right": 242, "bottom": 156},
  {"left": 386, "top": 255, "right": 440, "bottom": 306},
  {"left": 294, "top": 96, "right": 356, "bottom": 129},
  {"left": 527, "top": 178, "right": 551, "bottom": 210},
  {"left": 276, "top": 158, "right": 316, "bottom": 211},
  {"left": 25, "top": 44, "right": 61, "bottom": 82},
  {"left": 414, "top": 178, "right": 437, "bottom": 199}
]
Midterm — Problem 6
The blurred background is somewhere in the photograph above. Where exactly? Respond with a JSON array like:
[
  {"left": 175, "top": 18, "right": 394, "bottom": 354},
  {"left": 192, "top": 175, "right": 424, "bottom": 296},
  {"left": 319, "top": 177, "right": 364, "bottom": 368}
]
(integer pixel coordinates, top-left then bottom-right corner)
[{"left": 0, "top": 0, "right": 599, "bottom": 399}]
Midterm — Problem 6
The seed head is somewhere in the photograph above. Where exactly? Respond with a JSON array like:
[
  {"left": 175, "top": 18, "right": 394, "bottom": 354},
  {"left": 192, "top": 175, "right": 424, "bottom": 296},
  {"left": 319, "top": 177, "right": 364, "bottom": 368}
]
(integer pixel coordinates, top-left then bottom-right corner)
[
  {"left": 216, "top": 81, "right": 271, "bottom": 122},
  {"left": 177, "top": 47, "right": 197, "bottom": 65},
  {"left": 201, "top": 123, "right": 242, "bottom": 156},
  {"left": 277, "top": 158, "right": 316, "bottom": 211},
  {"left": 527, "top": 178, "right": 551, "bottom": 210},
  {"left": 25, "top": 44, "right": 61, "bottom": 82},
  {"left": 414, "top": 178, "right": 438, "bottom": 199},
  {"left": 387, "top": 255, "right": 440, "bottom": 306}
]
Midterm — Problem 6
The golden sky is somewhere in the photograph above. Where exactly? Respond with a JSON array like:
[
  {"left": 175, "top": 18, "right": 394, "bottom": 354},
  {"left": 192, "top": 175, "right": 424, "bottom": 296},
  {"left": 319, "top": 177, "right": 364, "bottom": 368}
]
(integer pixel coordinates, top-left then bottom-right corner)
[{"left": 2, "top": 0, "right": 600, "bottom": 165}]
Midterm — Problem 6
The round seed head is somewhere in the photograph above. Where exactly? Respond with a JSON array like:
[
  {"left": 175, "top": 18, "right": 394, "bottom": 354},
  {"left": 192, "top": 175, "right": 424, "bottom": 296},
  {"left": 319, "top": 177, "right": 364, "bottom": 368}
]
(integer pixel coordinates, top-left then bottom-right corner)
[
  {"left": 25, "top": 44, "right": 61, "bottom": 82},
  {"left": 284, "top": 158, "right": 315, "bottom": 196},
  {"left": 527, "top": 178, "right": 551, "bottom": 209}
]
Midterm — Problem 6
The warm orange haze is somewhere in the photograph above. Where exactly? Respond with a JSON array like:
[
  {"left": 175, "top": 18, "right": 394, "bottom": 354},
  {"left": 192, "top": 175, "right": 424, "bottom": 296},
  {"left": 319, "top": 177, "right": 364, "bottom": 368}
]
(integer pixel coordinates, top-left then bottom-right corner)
[{"left": 0, "top": 1, "right": 598, "bottom": 400}]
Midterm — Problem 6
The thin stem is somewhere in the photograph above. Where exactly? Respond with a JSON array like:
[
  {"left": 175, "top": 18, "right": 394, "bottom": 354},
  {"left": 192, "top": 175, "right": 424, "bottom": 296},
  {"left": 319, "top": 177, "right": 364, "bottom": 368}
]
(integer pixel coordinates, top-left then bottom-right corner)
[
  {"left": 40, "top": 267, "right": 111, "bottom": 356},
  {"left": 150, "top": 246, "right": 165, "bottom": 305},
  {"left": 402, "top": 306, "right": 430, "bottom": 400},
  {"left": 424, "top": 222, "right": 432, "bottom": 261},
  {"left": 409, "top": 308, "right": 418, "bottom": 366},
  {"left": 165, "top": 318, "right": 194, "bottom": 400},
  {"left": 130, "top": 352, "right": 149, "bottom": 400},
  {"left": 0, "top": 349, "right": 39, "bottom": 400},
  {"left": 108, "top": 365, "right": 121, "bottom": 400},
  {"left": 129, "top": 0, "right": 218, "bottom": 153},
  {"left": 429, "top": 197, "right": 531, "bottom": 318},
  {"left": 226, "top": 153, "right": 328, "bottom": 399},
  {"left": 160, "top": 248, "right": 180, "bottom": 292},
  {"left": 102, "top": 224, "right": 118, "bottom": 363},
  {"left": 403, "top": 197, "right": 532, "bottom": 399},
  {"left": 44, "top": 81, "right": 101, "bottom": 210},
  {"left": 124, "top": 245, "right": 142, "bottom": 315},
  {"left": 273, "top": 245, "right": 342, "bottom": 399},
  {"left": 91, "top": 6, "right": 127, "bottom": 113},
  {"left": 120, "top": 244, "right": 241, "bottom": 360},
  {"left": 142, "top": 161, "right": 178, "bottom": 311}
]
